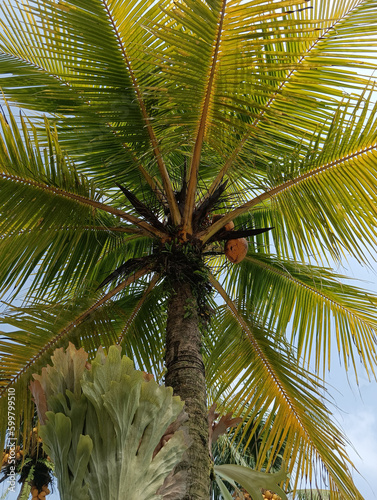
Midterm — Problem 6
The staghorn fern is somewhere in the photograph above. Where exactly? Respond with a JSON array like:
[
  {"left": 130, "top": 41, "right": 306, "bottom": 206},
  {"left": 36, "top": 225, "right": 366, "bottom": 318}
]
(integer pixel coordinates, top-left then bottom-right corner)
[{"left": 30, "top": 343, "right": 190, "bottom": 499}]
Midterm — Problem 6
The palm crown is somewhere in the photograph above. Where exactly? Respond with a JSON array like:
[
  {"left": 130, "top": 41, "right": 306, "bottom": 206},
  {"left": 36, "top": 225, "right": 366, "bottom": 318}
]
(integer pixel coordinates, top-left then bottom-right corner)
[{"left": 1, "top": 0, "right": 377, "bottom": 497}]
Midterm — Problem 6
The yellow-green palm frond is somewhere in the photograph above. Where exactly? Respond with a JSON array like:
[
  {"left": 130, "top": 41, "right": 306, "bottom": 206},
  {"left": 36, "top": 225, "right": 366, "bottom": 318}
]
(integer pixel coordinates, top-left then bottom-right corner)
[
  {"left": 263, "top": 95, "right": 377, "bottom": 264},
  {"left": 202, "top": 0, "right": 377, "bottom": 193},
  {"left": 0, "top": 0, "right": 181, "bottom": 209},
  {"left": 147, "top": 0, "right": 322, "bottom": 227},
  {"left": 0, "top": 0, "right": 149, "bottom": 131},
  {"left": 0, "top": 107, "right": 157, "bottom": 301},
  {"left": 206, "top": 279, "right": 362, "bottom": 498},
  {"left": 148, "top": 0, "right": 318, "bottom": 144},
  {"left": 224, "top": 252, "right": 377, "bottom": 378},
  {"left": 201, "top": 90, "right": 377, "bottom": 268}
]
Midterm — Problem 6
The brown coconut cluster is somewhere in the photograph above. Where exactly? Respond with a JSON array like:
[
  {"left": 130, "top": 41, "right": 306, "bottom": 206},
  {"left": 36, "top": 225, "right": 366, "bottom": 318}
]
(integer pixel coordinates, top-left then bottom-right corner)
[
  {"left": 1, "top": 427, "right": 52, "bottom": 498},
  {"left": 233, "top": 488, "right": 282, "bottom": 500},
  {"left": 1, "top": 445, "right": 23, "bottom": 467},
  {"left": 31, "top": 484, "right": 50, "bottom": 499}
]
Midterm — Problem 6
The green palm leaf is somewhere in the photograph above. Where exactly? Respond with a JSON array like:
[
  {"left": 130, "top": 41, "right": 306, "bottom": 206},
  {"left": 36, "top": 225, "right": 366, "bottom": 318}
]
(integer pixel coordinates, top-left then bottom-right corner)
[
  {"left": 201, "top": 90, "right": 377, "bottom": 268},
  {"left": 226, "top": 253, "right": 377, "bottom": 377},
  {"left": 205, "top": 286, "right": 360, "bottom": 497}
]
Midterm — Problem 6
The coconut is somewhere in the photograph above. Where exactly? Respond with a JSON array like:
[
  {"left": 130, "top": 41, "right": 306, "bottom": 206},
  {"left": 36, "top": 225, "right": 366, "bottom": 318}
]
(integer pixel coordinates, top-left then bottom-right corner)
[
  {"left": 224, "top": 238, "right": 248, "bottom": 263},
  {"left": 224, "top": 220, "right": 235, "bottom": 231},
  {"left": 212, "top": 214, "right": 235, "bottom": 232}
]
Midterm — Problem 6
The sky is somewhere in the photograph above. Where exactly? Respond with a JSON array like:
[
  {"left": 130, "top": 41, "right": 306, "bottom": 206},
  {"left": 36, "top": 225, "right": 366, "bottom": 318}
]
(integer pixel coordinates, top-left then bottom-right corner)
[{"left": 335, "top": 371, "right": 377, "bottom": 498}]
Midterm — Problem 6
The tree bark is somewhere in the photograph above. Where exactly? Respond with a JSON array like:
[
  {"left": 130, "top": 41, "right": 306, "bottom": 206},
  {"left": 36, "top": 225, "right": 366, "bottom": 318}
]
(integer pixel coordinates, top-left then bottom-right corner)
[{"left": 165, "top": 283, "right": 211, "bottom": 500}]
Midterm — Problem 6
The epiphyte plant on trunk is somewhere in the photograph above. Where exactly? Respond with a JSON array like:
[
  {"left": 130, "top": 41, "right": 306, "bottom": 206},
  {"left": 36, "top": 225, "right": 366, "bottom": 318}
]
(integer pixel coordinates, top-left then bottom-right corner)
[
  {"left": 30, "top": 343, "right": 191, "bottom": 500},
  {"left": 0, "top": 0, "right": 377, "bottom": 498}
]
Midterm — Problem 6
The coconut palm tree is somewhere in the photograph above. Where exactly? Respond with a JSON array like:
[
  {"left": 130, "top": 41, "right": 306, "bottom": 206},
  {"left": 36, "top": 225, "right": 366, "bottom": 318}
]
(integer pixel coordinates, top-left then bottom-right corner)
[{"left": 1, "top": 0, "right": 377, "bottom": 498}]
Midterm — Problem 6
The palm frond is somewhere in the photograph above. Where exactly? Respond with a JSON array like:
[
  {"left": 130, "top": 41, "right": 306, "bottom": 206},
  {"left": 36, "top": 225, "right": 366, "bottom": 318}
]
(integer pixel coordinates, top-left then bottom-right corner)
[
  {"left": 207, "top": 277, "right": 362, "bottom": 498},
  {"left": 200, "top": 91, "right": 377, "bottom": 266},
  {"left": 115, "top": 280, "right": 167, "bottom": 380},
  {"left": 0, "top": 0, "right": 181, "bottom": 220},
  {"left": 182, "top": 0, "right": 227, "bottom": 233},
  {"left": 2, "top": 269, "right": 150, "bottom": 384},
  {"left": 205, "top": 0, "right": 377, "bottom": 191},
  {"left": 0, "top": 109, "right": 162, "bottom": 234},
  {"left": 225, "top": 253, "right": 377, "bottom": 378}
]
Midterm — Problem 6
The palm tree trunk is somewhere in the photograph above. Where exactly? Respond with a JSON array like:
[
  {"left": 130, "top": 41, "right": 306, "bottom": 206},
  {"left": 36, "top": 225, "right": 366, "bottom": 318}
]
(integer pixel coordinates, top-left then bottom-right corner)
[{"left": 165, "top": 282, "right": 211, "bottom": 500}]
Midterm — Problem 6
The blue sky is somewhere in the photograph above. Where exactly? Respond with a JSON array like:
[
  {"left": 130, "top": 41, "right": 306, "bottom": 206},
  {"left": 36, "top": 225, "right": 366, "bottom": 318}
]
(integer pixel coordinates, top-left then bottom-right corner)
[{"left": 333, "top": 369, "right": 377, "bottom": 498}]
